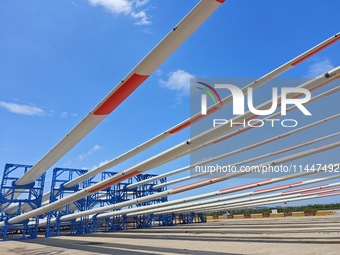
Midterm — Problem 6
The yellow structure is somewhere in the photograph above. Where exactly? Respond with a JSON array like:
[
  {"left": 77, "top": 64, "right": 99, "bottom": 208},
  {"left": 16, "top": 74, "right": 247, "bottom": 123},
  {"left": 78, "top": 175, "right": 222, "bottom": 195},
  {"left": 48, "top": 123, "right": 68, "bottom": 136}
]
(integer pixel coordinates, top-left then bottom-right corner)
[
  {"left": 270, "top": 213, "right": 284, "bottom": 218},
  {"left": 292, "top": 211, "right": 305, "bottom": 217},
  {"left": 316, "top": 210, "right": 335, "bottom": 216},
  {"left": 251, "top": 214, "right": 263, "bottom": 218}
]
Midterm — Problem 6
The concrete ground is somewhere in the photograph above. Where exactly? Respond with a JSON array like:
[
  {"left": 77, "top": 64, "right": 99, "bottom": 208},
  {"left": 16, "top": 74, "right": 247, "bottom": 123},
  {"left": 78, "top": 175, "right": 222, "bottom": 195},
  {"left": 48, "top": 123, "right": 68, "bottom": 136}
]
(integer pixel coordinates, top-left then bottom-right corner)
[{"left": 1, "top": 216, "right": 340, "bottom": 255}]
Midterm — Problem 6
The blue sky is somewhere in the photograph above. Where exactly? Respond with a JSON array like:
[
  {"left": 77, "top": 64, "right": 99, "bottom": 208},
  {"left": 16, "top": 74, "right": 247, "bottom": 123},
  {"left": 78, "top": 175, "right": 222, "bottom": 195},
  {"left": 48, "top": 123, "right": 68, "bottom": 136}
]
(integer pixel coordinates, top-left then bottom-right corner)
[{"left": 0, "top": 0, "right": 339, "bottom": 207}]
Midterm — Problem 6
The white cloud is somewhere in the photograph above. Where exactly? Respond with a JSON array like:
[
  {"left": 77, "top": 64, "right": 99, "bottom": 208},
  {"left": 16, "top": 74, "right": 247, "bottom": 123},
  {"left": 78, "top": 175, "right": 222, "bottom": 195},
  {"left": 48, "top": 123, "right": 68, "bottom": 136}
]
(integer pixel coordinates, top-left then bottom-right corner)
[
  {"left": 89, "top": 0, "right": 131, "bottom": 14},
  {"left": 92, "top": 144, "right": 103, "bottom": 152},
  {"left": 131, "top": 10, "right": 151, "bottom": 25},
  {"left": 88, "top": 0, "right": 151, "bottom": 25},
  {"left": 77, "top": 144, "right": 104, "bottom": 161},
  {"left": 0, "top": 101, "right": 46, "bottom": 117},
  {"left": 306, "top": 59, "right": 335, "bottom": 77},
  {"left": 91, "top": 159, "right": 110, "bottom": 170},
  {"left": 63, "top": 159, "right": 73, "bottom": 167},
  {"left": 61, "top": 112, "right": 68, "bottom": 118},
  {"left": 160, "top": 69, "right": 195, "bottom": 97},
  {"left": 60, "top": 111, "right": 78, "bottom": 118},
  {"left": 134, "top": 0, "right": 149, "bottom": 7}
]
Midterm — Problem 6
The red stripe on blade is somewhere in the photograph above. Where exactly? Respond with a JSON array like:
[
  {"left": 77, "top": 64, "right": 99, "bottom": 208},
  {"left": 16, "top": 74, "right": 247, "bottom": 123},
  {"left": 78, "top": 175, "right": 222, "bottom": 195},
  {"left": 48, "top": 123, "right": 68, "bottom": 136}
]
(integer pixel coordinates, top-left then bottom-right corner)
[
  {"left": 292, "top": 36, "right": 340, "bottom": 66},
  {"left": 254, "top": 182, "right": 303, "bottom": 193},
  {"left": 172, "top": 176, "right": 224, "bottom": 194},
  {"left": 173, "top": 179, "right": 209, "bottom": 191},
  {"left": 88, "top": 171, "right": 139, "bottom": 193},
  {"left": 169, "top": 106, "right": 219, "bottom": 134},
  {"left": 220, "top": 179, "right": 272, "bottom": 192},
  {"left": 93, "top": 73, "right": 149, "bottom": 115},
  {"left": 318, "top": 191, "right": 340, "bottom": 197},
  {"left": 302, "top": 187, "right": 340, "bottom": 196}
]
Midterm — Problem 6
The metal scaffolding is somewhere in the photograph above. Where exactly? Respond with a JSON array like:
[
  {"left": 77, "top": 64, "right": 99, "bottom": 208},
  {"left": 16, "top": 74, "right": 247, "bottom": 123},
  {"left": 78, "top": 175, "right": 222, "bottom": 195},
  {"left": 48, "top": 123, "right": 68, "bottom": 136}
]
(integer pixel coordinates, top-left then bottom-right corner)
[{"left": 0, "top": 163, "right": 46, "bottom": 241}]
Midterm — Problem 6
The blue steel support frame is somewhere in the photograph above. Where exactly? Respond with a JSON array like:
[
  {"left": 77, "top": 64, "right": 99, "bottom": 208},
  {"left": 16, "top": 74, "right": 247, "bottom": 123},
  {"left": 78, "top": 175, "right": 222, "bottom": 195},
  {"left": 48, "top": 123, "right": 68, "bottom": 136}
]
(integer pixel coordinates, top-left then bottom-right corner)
[
  {"left": 132, "top": 174, "right": 167, "bottom": 228},
  {"left": 86, "top": 171, "right": 131, "bottom": 233},
  {"left": 158, "top": 213, "right": 176, "bottom": 226},
  {"left": 133, "top": 214, "right": 154, "bottom": 229},
  {"left": 104, "top": 215, "right": 128, "bottom": 232},
  {"left": 0, "top": 163, "right": 46, "bottom": 241},
  {"left": 196, "top": 213, "right": 207, "bottom": 223},
  {"left": 45, "top": 167, "right": 88, "bottom": 237},
  {"left": 133, "top": 174, "right": 167, "bottom": 207},
  {"left": 179, "top": 212, "right": 195, "bottom": 224}
]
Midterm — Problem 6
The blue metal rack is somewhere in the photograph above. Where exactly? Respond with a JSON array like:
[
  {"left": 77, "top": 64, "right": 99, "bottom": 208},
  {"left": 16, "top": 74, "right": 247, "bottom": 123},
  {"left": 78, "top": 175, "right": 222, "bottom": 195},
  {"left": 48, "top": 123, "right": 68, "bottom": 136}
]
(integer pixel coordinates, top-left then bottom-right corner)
[
  {"left": 86, "top": 171, "right": 132, "bottom": 233},
  {"left": 0, "top": 164, "right": 207, "bottom": 240},
  {"left": 45, "top": 167, "right": 89, "bottom": 237},
  {"left": 103, "top": 214, "right": 128, "bottom": 232},
  {"left": 178, "top": 212, "right": 195, "bottom": 224},
  {"left": 133, "top": 213, "right": 154, "bottom": 229},
  {"left": 131, "top": 174, "right": 168, "bottom": 228},
  {"left": 158, "top": 213, "right": 176, "bottom": 226},
  {"left": 196, "top": 213, "right": 207, "bottom": 223},
  {"left": 132, "top": 174, "right": 168, "bottom": 207},
  {"left": 0, "top": 163, "right": 46, "bottom": 241},
  {"left": 87, "top": 171, "right": 130, "bottom": 210}
]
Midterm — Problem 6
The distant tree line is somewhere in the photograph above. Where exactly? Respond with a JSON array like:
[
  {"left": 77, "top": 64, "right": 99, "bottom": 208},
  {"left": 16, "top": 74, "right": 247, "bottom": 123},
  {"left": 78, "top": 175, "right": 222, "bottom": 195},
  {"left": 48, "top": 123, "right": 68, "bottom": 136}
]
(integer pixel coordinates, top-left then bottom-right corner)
[{"left": 206, "top": 203, "right": 340, "bottom": 216}]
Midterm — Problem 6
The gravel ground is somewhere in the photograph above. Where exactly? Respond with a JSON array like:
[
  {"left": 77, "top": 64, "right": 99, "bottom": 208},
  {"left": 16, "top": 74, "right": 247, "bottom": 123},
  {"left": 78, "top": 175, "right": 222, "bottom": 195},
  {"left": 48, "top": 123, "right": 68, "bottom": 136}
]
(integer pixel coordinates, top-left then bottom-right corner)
[{"left": 1, "top": 216, "right": 340, "bottom": 255}]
